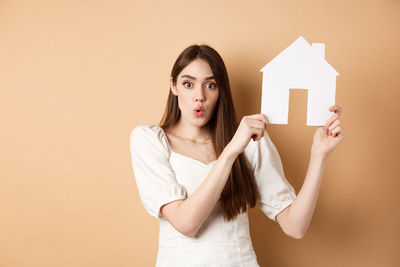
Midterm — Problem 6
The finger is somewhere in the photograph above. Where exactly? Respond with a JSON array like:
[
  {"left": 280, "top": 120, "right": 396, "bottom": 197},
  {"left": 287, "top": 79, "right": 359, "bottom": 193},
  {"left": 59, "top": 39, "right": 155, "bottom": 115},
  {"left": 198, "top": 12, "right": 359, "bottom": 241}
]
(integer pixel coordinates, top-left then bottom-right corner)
[
  {"left": 331, "top": 126, "right": 343, "bottom": 137},
  {"left": 251, "top": 131, "right": 260, "bottom": 141},
  {"left": 325, "top": 113, "right": 339, "bottom": 130},
  {"left": 261, "top": 113, "right": 269, "bottom": 125},
  {"left": 246, "top": 121, "right": 264, "bottom": 141},
  {"left": 248, "top": 124, "right": 266, "bottom": 141},
  {"left": 246, "top": 118, "right": 268, "bottom": 130},
  {"left": 252, "top": 128, "right": 264, "bottom": 141},
  {"left": 247, "top": 113, "right": 269, "bottom": 127},
  {"left": 328, "top": 119, "right": 341, "bottom": 136},
  {"left": 329, "top": 105, "right": 343, "bottom": 116},
  {"left": 243, "top": 118, "right": 261, "bottom": 135},
  {"left": 247, "top": 119, "right": 266, "bottom": 129}
]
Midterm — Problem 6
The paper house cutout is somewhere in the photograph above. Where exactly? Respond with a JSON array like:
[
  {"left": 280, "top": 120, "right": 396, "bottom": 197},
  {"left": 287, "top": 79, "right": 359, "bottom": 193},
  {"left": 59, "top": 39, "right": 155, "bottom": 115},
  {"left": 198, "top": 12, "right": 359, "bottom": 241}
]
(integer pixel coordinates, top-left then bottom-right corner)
[{"left": 260, "top": 36, "right": 339, "bottom": 126}]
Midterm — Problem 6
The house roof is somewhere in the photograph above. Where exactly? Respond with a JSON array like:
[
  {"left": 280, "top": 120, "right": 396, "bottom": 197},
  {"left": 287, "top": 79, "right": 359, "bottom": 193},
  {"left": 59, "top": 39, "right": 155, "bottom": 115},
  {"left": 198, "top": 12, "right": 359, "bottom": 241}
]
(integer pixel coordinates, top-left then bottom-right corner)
[{"left": 260, "top": 36, "right": 339, "bottom": 76}]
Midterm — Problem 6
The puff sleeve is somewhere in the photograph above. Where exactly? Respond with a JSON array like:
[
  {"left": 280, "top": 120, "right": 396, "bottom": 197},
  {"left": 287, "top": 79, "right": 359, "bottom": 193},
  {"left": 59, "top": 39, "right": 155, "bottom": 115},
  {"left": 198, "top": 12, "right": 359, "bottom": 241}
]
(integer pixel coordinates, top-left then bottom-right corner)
[
  {"left": 244, "top": 131, "right": 297, "bottom": 222},
  {"left": 130, "top": 124, "right": 188, "bottom": 220}
]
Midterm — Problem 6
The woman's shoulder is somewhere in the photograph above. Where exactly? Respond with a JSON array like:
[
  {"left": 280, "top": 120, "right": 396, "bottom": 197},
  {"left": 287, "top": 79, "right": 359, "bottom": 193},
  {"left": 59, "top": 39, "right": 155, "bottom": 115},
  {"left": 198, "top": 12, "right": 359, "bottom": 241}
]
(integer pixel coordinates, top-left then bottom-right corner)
[
  {"left": 130, "top": 124, "right": 171, "bottom": 153},
  {"left": 131, "top": 123, "right": 162, "bottom": 136}
]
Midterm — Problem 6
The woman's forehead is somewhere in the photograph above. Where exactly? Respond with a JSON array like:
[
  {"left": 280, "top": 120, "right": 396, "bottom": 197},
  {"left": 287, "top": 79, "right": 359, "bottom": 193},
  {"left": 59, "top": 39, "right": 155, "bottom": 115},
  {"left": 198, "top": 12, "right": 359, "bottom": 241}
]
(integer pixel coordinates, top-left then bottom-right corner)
[{"left": 178, "top": 58, "right": 214, "bottom": 79}]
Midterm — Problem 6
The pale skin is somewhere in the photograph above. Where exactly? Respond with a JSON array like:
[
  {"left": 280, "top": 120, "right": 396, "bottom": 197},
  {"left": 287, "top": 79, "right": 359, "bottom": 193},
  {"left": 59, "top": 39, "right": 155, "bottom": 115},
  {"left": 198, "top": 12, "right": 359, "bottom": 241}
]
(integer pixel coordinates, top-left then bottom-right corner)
[{"left": 160, "top": 58, "right": 346, "bottom": 239}]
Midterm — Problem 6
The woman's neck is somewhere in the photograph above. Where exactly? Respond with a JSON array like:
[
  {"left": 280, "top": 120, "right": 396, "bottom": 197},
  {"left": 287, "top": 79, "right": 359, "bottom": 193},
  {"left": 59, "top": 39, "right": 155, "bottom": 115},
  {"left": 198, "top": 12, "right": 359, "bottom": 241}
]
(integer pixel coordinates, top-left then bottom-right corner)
[{"left": 167, "top": 119, "right": 212, "bottom": 143}]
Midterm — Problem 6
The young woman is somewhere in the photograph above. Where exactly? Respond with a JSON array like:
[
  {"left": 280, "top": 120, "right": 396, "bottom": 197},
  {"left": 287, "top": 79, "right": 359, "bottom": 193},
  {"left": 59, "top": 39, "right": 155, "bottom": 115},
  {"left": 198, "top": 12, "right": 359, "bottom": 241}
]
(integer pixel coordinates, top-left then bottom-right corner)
[{"left": 130, "top": 44, "right": 345, "bottom": 266}]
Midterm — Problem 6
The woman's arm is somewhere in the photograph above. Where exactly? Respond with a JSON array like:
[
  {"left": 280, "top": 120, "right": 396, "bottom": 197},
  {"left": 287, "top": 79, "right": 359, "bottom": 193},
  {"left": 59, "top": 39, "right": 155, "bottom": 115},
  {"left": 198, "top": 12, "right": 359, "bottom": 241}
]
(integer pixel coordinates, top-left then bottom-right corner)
[
  {"left": 276, "top": 154, "right": 327, "bottom": 239},
  {"left": 161, "top": 114, "right": 269, "bottom": 238},
  {"left": 276, "top": 105, "right": 345, "bottom": 239}
]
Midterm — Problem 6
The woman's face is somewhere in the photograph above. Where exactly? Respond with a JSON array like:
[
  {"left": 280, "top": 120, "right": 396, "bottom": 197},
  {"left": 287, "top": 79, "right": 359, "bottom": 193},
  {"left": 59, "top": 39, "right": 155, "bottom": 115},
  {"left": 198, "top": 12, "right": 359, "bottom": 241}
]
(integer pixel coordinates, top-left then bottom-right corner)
[{"left": 170, "top": 58, "right": 220, "bottom": 128}]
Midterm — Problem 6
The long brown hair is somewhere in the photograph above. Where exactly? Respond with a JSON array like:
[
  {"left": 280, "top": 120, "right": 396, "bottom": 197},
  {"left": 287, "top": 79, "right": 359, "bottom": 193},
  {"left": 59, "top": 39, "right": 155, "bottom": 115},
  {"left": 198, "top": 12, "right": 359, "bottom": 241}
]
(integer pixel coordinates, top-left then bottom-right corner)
[{"left": 159, "top": 44, "right": 260, "bottom": 221}]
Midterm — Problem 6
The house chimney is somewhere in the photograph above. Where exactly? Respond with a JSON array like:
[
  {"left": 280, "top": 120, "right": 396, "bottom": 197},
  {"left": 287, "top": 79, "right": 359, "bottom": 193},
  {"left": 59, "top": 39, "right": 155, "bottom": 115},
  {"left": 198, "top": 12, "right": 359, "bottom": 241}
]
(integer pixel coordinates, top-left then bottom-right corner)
[{"left": 312, "top": 43, "right": 325, "bottom": 59}]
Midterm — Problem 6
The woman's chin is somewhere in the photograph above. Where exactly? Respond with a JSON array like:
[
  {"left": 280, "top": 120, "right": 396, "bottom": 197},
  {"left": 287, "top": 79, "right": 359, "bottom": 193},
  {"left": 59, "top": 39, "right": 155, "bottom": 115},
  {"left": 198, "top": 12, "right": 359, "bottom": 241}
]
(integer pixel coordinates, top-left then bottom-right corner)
[{"left": 192, "top": 118, "right": 210, "bottom": 127}]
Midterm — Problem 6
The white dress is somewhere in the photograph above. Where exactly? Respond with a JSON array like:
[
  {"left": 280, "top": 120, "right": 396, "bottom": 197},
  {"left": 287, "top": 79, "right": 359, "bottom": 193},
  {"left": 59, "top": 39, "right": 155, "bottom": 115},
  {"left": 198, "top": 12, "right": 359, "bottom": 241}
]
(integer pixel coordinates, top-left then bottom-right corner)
[{"left": 130, "top": 124, "right": 296, "bottom": 267}]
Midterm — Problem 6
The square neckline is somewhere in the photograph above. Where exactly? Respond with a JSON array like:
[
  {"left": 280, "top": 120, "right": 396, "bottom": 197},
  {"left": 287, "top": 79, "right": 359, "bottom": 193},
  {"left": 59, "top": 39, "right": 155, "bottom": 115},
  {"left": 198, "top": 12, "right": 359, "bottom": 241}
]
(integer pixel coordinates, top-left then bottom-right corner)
[{"left": 156, "top": 125, "right": 217, "bottom": 167}]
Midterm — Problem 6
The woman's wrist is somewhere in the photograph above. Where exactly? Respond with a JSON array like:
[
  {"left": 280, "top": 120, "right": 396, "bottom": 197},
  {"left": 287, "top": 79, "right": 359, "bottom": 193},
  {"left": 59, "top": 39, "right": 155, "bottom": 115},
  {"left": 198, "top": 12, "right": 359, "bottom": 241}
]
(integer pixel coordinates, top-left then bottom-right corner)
[
  {"left": 310, "top": 144, "right": 330, "bottom": 160},
  {"left": 310, "top": 151, "right": 329, "bottom": 164},
  {"left": 221, "top": 143, "right": 239, "bottom": 162}
]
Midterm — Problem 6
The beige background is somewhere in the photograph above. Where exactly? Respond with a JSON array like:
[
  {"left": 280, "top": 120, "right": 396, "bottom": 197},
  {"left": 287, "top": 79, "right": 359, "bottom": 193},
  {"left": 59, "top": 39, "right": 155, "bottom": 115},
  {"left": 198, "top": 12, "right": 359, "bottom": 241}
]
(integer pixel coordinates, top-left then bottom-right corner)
[{"left": 1, "top": 0, "right": 399, "bottom": 266}]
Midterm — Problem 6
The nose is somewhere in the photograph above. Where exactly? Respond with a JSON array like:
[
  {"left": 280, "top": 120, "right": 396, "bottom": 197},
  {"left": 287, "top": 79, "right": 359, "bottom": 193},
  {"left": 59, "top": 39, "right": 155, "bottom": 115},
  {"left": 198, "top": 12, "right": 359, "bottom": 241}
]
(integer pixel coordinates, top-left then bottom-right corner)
[{"left": 193, "top": 86, "right": 205, "bottom": 102}]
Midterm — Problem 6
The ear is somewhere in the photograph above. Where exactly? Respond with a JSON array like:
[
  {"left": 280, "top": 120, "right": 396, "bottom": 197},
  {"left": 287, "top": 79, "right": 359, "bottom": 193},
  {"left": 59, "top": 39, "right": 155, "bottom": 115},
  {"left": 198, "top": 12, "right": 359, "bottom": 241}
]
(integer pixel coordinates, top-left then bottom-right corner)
[{"left": 170, "top": 77, "right": 178, "bottom": 96}]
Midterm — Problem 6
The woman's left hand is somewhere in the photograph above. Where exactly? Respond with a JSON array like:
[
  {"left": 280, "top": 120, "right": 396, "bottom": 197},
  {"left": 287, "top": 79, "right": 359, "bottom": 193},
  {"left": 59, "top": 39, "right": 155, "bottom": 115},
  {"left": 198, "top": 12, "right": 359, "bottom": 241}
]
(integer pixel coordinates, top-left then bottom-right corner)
[{"left": 311, "top": 105, "right": 346, "bottom": 158}]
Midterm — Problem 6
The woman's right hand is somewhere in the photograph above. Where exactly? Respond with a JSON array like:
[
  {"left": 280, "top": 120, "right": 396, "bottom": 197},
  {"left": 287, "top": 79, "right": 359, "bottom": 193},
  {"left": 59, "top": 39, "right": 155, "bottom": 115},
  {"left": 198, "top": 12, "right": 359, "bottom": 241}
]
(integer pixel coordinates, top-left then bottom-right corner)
[{"left": 225, "top": 114, "right": 269, "bottom": 157}]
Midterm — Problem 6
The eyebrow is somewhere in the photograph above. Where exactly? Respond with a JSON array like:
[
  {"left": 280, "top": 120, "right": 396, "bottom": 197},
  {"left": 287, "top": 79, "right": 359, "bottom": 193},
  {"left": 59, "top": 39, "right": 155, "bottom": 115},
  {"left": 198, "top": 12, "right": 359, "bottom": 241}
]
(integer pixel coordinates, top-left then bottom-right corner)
[{"left": 180, "top": 74, "right": 215, "bottom": 81}]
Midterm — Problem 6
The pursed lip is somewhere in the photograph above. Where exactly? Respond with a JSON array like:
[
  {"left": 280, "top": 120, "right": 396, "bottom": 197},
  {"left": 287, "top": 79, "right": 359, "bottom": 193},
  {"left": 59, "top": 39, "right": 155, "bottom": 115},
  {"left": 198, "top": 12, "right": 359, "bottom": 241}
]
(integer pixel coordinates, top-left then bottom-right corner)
[{"left": 193, "top": 106, "right": 205, "bottom": 111}]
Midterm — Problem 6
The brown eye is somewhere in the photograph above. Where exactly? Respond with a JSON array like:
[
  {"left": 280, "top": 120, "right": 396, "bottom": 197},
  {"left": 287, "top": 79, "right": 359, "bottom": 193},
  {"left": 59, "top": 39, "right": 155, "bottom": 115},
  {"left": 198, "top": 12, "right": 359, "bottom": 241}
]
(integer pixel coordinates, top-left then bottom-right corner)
[
  {"left": 205, "top": 82, "right": 216, "bottom": 89},
  {"left": 183, "top": 81, "right": 193, "bottom": 88}
]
